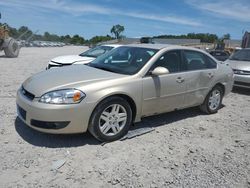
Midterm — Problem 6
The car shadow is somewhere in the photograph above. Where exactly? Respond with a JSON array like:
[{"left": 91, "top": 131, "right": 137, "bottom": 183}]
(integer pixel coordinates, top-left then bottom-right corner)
[
  {"left": 133, "top": 107, "right": 205, "bottom": 130},
  {"left": 15, "top": 117, "right": 100, "bottom": 148},
  {"left": 15, "top": 107, "right": 211, "bottom": 148},
  {"left": 232, "top": 87, "right": 250, "bottom": 96}
]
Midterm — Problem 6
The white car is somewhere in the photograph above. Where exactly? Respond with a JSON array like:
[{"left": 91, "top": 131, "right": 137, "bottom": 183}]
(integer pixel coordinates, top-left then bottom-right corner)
[
  {"left": 46, "top": 44, "right": 120, "bottom": 69},
  {"left": 225, "top": 48, "right": 250, "bottom": 88}
]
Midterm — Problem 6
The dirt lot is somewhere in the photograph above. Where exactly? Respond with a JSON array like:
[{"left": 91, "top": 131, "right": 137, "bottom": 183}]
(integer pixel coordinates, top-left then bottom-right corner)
[{"left": 0, "top": 46, "right": 249, "bottom": 188}]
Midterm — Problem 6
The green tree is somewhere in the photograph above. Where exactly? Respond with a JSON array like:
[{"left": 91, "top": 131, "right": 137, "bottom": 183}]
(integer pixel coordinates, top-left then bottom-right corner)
[
  {"left": 223, "top": 33, "right": 231, "bottom": 40},
  {"left": 110, "top": 24, "right": 125, "bottom": 39},
  {"left": 70, "top": 34, "right": 85, "bottom": 45},
  {"left": 89, "top": 35, "right": 113, "bottom": 44},
  {"left": 60, "top": 35, "right": 71, "bottom": 44},
  {"left": 44, "top": 32, "right": 50, "bottom": 41},
  {"left": 17, "top": 26, "right": 33, "bottom": 40},
  {"left": 43, "top": 32, "right": 61, "bottom": 41},
  {"left": 154, "top": 33, "right": 218, "bottom": 43}
]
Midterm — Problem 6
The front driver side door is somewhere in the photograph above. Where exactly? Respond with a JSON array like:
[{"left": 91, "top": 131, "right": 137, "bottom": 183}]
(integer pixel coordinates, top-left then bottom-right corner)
[{"left": 142, "top": 50, "right": 187, "bottom": 116}]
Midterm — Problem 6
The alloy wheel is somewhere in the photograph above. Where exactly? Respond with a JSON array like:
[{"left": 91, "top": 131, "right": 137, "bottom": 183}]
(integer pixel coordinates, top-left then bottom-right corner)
[
  {"left": 98, "top": 104, "right": 127, "bottom": 136},
  {"left": 208, "top": 89, "right": 221, "bottom": 111}
]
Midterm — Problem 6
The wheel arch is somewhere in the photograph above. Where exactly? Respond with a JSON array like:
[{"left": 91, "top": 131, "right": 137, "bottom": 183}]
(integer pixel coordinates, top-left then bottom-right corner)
[
  {"left": 201, "top": 82, "right": 226, "bottom": 105},
  {"left": 89, "top": 93, "right": 137, "bottom": 125},
  {"left": 213, "top": 83, "right": 225, "bottom": 96},
  {"left": 200, "top": 82, "right": 225, "bottom": 114}
]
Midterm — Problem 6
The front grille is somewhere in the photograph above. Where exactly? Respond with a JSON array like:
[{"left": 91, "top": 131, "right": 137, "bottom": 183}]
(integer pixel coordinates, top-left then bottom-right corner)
[
  {"left": 17, "top": 105, "right": 26, "bottom": 120},
  {"left": 234, "top": 81, "right": 250, "bottom": 87},
  {"left": 30, "top": 119, "right": 70, "bottom": 129},
  {"left": 21, "top": 86, "right": 35, "bottom": 101},
  {"left": 233, "top": 69, "right": 250, "bottom": 75}
]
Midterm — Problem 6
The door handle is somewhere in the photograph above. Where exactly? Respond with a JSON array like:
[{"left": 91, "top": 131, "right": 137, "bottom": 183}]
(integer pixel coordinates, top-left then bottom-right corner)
[
  {"left": 176, "top": 77, "right": 185, "bottom": 83},
  {"left": 208, "top": 72, "right": 214, "bottom": 78}
]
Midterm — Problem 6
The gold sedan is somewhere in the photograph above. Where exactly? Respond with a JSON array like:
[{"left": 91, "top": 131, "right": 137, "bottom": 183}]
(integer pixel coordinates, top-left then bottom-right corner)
[{"left": 16, "top": 44, "right": 234, "bottom": 141}]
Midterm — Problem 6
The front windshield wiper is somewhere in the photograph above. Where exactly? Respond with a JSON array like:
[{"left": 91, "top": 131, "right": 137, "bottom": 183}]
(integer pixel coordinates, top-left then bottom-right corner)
[
  {"left": 89, "top": 64, "right": 117, "bottom": 73},
  {"left": 79, "top": 54, "right": 97, "bottom": 58}
]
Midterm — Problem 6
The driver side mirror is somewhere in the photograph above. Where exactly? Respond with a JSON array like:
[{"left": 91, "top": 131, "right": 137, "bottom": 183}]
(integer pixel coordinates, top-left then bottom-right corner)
[{"left": 151, "top": 66, "right": 169, "bottom": 76}]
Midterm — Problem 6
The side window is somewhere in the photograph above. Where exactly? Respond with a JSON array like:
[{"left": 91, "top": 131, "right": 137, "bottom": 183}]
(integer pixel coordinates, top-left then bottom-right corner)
[
  {"left": 152, "top": 50, "right": 182, "bottom": 73},
  {"left": 183, "top": 50, "right": 207, "bottom": 71},
  {"left": 205, "top": 55, "right": 217, "bottom": 69}
]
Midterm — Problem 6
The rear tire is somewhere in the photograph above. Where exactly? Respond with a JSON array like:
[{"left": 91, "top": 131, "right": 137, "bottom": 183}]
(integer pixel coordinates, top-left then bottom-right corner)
[
  {"left": 88, "top": 97, "right": 132, "bottom": 142},
  {"left": 4, "top": 38, "right": 20, "bottom": 58},
  {"left": 200, "top": 85, "right": 223, "bottom": 114}
]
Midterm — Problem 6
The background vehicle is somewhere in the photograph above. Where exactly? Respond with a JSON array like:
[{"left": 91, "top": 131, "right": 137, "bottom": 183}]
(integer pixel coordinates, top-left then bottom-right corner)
[
  {"left": 226, "top": 48, "right": 250, "bottom": 88},
  {"left": 210, "top": 50, "right": 230, "bottom": 61},
  {"left": 0, "top": 13, "right": 20, "bottom": 57},
  {"left": 46, "top": 44, "right": 120, "bottom": 69},
  {"left": 17, "top": 44, "right": 233, "bottom": 142}
]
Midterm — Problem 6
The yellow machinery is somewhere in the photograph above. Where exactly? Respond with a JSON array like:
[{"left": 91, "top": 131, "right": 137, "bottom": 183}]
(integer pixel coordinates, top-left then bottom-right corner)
[{"left": 0, "top": 13, "right": 20, "bottom": 57}]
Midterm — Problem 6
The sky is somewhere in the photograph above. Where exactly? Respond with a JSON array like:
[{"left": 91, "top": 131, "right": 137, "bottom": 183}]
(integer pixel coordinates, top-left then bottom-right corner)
[{"left": 0, "top": 0, "right": 249, "bottom": 39}]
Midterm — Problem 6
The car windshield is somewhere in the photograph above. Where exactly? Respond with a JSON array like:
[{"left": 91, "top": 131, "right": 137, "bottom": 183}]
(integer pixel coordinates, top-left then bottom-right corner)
[
  {"left": 79, "top": 46, "right": 114, "bottom": 58},
  {"left": 230, "top": 49, "right": 250, "bottom": 61},
  {"left": 88, "top": 46, "right": 158, "bottom": 75}
]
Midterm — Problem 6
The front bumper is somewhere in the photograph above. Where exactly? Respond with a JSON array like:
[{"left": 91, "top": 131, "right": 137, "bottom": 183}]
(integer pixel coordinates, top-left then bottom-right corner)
[
  {"left": 16, "top": 88, "right": 95, "bottom": 134},
  {"left": 233, "top": 74, "right": 250, "bottom": 89}
]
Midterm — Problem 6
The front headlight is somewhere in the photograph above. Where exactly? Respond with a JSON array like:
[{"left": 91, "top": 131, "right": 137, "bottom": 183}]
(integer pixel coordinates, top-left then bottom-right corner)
[{"left": 39, "top": 89, "right": 85, "bottom": 104}]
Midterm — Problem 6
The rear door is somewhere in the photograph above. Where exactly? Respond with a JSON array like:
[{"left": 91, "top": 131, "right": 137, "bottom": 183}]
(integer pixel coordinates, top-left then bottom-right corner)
[{"left": 182, "top": 50, "right": 217, "bottom": 107}]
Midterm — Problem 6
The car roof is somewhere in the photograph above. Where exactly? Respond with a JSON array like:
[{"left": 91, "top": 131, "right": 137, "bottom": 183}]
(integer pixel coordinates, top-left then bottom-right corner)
[
  {"left": 123, "top": 43, "right": 208, "bottom": 53},
  {"left": 100, "top": 43, "right": 215, "bottom": 56},
  {"left": 124, "top": 43, "right": 173, "bottom": 49}
]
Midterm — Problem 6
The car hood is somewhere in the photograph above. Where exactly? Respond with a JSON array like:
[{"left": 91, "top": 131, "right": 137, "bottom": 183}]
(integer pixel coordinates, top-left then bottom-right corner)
[
  {"left": 23, "top": 65, "right": 125, "bottom": 97},
  {"left": 51, "top": 55, "right": 95, "bottom": 64},
  {"left": 226, "top": 59, "right": 250, "bottom": 71}
]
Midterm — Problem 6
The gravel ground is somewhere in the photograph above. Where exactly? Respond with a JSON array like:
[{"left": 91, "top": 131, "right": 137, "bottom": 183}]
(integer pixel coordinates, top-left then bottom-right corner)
[{"left": 0, "top": 46, "right": 249, "bottom": 188}]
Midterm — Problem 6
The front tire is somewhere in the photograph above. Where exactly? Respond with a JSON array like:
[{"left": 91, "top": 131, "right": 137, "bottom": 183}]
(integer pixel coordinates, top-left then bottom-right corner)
[
  {"left": 200, "top": 85, "right": 223, "bottom": 114},
  {"left": 88, "top": 97, "right": 132, "bottom": 142}
]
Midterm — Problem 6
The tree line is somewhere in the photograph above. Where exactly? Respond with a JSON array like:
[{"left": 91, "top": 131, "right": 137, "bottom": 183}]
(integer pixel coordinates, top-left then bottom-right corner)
[
  {"left": 0, "top": 23, "right": 115, "bottom": 45},
  {"left": 153, "top": 33, "right": 231, "bottom": 43},
  {"left": 1, "top": 22, "right": 230, "bottom": 45}
]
